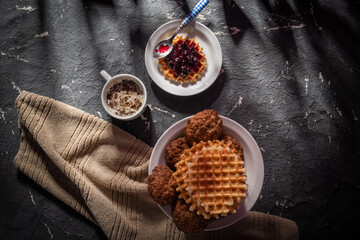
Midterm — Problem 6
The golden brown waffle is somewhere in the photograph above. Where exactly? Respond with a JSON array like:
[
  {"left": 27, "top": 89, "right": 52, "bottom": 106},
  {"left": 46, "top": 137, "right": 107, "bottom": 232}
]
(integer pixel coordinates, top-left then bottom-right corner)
[
  {"left": 158, "top": 36, "right": 206, "bottom": 84},
  {"left": 171, "top": 140, "right": 247, "bottom": 219}
]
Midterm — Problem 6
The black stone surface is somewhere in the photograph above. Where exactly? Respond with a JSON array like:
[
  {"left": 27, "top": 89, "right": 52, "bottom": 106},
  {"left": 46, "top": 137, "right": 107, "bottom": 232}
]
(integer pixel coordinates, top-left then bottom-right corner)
[{"left": 1, "top": 0, "right": 360, "bottom": 239}]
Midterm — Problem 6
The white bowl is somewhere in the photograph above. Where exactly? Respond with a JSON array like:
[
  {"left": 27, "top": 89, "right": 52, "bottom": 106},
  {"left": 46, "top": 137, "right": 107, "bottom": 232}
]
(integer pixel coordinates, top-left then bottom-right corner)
[
  {"left": 149, "top": 115, "right": 264, "bottom": 231},
  {"left": 145, "top": 20, "right": 222, "bottom": 96},
  {"left": 100, "top": 70, "right": 147, "bottom": 121}
]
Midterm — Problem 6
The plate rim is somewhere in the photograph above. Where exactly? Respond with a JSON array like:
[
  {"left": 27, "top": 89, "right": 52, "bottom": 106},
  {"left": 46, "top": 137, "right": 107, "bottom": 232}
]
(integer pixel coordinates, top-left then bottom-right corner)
[
  {"left": 148, "top": 115, "right": 264, "bottom": 231},
  {"left": 145, "top": 19, "right": 222, "bottom": 96}
]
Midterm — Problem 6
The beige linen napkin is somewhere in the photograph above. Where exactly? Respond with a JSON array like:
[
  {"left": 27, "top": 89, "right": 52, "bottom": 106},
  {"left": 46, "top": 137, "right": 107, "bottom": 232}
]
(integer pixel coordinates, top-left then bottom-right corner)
[{"left": 14, "top": 91, "right": 298, "bottom": 240}]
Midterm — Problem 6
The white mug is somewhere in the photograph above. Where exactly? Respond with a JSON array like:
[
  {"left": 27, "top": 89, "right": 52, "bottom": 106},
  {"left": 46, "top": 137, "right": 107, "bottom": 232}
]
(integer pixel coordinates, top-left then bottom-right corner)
[{"left": 100, "top": 70, "right": 147, "bottom": 121}]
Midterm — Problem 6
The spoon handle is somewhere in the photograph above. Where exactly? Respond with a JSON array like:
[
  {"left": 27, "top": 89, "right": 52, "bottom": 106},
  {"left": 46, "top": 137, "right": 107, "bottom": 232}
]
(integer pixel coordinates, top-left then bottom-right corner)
[{"left": 172, "top": 0, "right": 210, "bottom": 37}]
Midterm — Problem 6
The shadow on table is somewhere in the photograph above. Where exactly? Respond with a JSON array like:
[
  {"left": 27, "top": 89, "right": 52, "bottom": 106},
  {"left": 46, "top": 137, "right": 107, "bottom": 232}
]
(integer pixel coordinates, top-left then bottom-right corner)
[
  {"left": 255, "top": 1, "right": 360, "bottom": 239},
  {"left": 83, "top": 0, "right": 113, "bottom": 5},
  {"left": 223, "top": 0, "right": 255, "bottom": 45},
  {"left": 16, "top": 171, "right": 107, "bottom": 240},
  {"left": 174, "top": 0, "right": 191, "bottom": 14},
  {"left": 151, "top": 69, "right": 227, "bottom": 114},
  {"left": 255, "top": 0, "right": 360, "bottom": 121},
  {"left": 300, "top": 0, "right": 360, "bottom": 107},
  {"left": 110, "top": 106, "right": 155, "bottom": 146},
  {"left": 301, "top": 1, "right": 360, "bottom": 238}
]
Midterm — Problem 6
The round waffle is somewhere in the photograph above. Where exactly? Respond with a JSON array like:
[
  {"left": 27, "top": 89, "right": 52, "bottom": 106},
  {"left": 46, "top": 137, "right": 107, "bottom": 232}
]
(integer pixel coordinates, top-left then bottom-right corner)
[
  {"left": 158, "top": 36, "right": 206, "bottom": 84},
  {"left": 171, "top": 140, "right": 247, "bottom": 219}
]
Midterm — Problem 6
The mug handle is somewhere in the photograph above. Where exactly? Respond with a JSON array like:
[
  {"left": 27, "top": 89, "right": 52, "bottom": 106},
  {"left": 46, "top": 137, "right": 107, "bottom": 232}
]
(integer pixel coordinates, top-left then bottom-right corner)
[{"left": 100, "top": 70, "right": 112, "bottom": 82}]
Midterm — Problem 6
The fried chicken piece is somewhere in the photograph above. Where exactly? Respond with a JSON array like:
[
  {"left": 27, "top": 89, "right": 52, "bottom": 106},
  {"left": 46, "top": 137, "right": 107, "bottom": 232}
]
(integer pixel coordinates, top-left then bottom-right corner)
[
  {"left": 165, "top": 137, "right": 189, "bottom": 171},
  {"left": 184, "top": 109, "right": 222, "bottom": 145},
  {"left": 147, "top": 166, "right": 176, "bottom": 206},
  {"left": 221, "top": 135, "right": 244, "bottom": 158},
  {"left": 172, "top": 199, "right": 210, "bottom": 234}
]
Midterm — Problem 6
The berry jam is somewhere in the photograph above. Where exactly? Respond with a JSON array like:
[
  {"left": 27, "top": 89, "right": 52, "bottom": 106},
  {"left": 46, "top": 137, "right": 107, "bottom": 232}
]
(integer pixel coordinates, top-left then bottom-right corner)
[
  {"left": 164, "top": 39, "right": 203, "bottom": 79},
  {"left": 156, "top": 44, "right": 170, "bottom": 53}
]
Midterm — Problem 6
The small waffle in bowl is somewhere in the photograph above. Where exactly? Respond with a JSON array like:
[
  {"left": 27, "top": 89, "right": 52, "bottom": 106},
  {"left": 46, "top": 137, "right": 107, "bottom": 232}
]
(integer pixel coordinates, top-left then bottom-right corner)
[
  {"left": 158, "top": 36, "right": 206, "bottom": 84},
  {"left": 171, "top": 139, "right": 247, "bottom": 219}
]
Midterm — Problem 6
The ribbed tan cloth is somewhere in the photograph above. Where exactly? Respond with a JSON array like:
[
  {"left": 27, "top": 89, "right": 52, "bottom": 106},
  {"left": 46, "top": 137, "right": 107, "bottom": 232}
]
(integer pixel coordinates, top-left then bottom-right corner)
[{"left": 14, "top": 91, "right": 298, "bottom": 240}]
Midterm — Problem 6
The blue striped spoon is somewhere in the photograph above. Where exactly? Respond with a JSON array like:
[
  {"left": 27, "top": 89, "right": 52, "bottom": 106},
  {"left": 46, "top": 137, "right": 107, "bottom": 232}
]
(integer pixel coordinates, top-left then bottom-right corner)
[{"left": 153, "top": 0, "right": 209, "bottom": 59}]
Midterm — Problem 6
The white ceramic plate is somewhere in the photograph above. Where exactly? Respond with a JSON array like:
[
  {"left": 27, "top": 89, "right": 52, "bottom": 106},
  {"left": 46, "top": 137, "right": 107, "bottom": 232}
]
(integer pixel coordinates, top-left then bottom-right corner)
[
  {"left": 145, "top": 20, "right": 222, "bottom": 96},
  {"left": 149, "top": 116, "right": 264, "bottom": 231}
]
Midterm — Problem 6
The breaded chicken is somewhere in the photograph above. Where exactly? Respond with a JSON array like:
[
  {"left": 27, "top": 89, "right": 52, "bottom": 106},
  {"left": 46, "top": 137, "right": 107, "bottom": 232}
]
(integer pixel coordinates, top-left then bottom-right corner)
[
  {"left": 147, "top": 166, "right": 176, "bottom": 206},
  {"left": 165, "top": 137, "right": 189, "bottom": 171},
  {"left": 184, "top": 109, "right": 222, "bottom": 145},
  {"left": 221, "top": 135, "right": 243, "bottom": 158},
  {"left": 172, "top": 199, "right": 210, "bottom": 234}
]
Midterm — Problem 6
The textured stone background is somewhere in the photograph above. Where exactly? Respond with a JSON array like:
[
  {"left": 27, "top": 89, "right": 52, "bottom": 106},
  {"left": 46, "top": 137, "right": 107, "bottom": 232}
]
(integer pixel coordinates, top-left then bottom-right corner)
[{"left": 1, "top": 0, "right": 359, "bottom": 239}]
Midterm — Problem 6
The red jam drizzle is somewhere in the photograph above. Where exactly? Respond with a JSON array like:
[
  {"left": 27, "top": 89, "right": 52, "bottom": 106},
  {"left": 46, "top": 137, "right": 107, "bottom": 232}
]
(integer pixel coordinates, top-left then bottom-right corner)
[
  {"left": 164, "top": 40, "right": 203, "bottom": 78},
  {"left": 159, "top": 44, "right": 169, "bottom": 53}
]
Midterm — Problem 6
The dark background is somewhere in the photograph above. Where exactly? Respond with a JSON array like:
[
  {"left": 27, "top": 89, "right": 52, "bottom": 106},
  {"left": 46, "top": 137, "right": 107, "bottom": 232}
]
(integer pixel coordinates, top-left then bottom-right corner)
[{"left": 1, "top": 0, "right": 359, "bottom": 239}]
